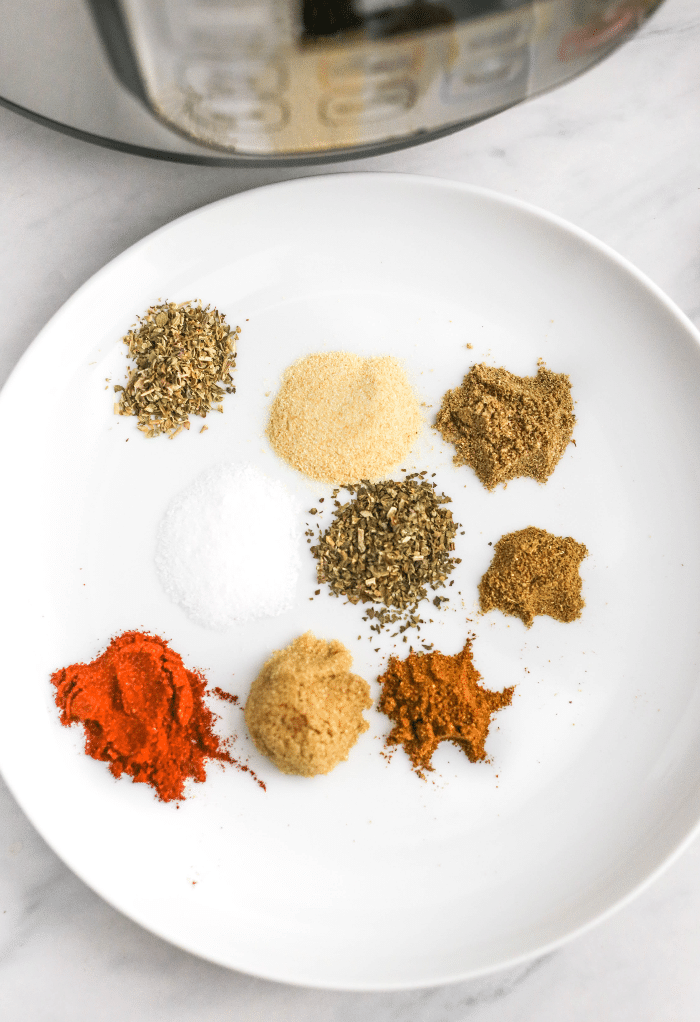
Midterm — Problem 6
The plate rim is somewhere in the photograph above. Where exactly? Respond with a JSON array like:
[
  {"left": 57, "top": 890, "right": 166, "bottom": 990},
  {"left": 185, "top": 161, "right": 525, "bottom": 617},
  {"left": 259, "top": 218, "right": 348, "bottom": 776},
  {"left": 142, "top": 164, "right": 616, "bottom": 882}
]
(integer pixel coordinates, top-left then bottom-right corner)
[{"left": 2, "top": 171, "right": 700, "bottom": 991}]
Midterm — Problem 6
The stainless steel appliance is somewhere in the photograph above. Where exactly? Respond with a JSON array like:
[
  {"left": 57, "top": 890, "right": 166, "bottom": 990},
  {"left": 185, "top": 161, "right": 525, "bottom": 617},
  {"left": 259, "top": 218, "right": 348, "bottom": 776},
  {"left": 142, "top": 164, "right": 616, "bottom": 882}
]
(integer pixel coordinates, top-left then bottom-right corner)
[{"left": 0, "top": 0, "right": 663, "bottom": 163}]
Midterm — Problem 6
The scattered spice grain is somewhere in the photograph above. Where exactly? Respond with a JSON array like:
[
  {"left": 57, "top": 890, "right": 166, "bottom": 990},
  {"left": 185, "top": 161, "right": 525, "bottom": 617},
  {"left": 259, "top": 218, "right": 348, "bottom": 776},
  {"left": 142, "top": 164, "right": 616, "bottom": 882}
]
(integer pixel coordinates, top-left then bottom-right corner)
[
  {"left": 479, "top": 526, "right": 588, "bottom": 627},
  {"left": 266, "top": 351, "right": 422, "bottom": 483},
  {"left": 116, "top": 300, "right": 239, "bottom": 437},
  {"left": 310, "top": 473, "right": 460, "bottom": 632},
  {"left": 377, "top": 640, "right": 514, "bottom": 777},
  {"left": 245, "top": 632, "right": 371, "bottom": 776},
  {"left": 435, "top": 361, "right": 574, "bottom": 489},
  {"left": 212, "top": 687, "right": 239, "bottom": 705}
]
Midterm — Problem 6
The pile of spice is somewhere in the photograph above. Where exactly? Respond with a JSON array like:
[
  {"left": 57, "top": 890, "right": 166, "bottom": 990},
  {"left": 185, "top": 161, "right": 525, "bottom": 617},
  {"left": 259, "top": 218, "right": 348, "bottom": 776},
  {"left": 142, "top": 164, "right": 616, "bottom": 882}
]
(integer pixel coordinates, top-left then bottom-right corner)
[
  {"left": 309, "top": 473, "right": 460, "bottom": 633},
  {"left": 115, "top": 300, "right": 239, "bottom": 438},
  {"left": 245, "top": 632, "right": 371, "bottom": 776},
  {"left": 50, "top": 631, "right": 253, "bottom": 802},
  {"left": 479, "top": 526, "right": 588, "bottom": 627},
  {"left": 155, "top": 461, "right": 301, "bottom": 629},
  {"left": 377, "top": 640, "right": 514, "bottom": 778},
  {"left": 266, "top": 351, "right": 422, "bottom": 484},
  {"left": 435, "top": 361, "right": 575, "bottom": 490}
]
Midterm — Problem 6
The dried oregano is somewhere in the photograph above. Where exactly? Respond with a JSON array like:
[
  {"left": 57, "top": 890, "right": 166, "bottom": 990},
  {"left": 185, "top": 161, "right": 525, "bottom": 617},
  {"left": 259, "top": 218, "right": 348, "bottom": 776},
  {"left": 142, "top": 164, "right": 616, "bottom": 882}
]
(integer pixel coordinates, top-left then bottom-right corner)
[
  {"left": 115, "top": 300, "right": 239, "bottom": 438},
  {"left": 309, "top": 473, "right": 461, "bottom": 632}
]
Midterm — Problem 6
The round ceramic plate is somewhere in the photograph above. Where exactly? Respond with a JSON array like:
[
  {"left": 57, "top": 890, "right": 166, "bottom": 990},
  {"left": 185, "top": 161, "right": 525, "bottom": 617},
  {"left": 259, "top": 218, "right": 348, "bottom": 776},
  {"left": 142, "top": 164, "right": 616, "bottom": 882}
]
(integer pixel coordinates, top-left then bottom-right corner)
[{"left": 2, "top": 174, "right": 700, "bottom": 990}]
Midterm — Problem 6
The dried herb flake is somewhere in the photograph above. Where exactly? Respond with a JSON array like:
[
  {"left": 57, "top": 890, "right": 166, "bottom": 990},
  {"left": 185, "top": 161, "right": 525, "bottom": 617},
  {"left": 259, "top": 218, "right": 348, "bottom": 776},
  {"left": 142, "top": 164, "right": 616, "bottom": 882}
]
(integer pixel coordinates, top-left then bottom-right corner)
[
  {"left": 117, "top": 300, "right": 239, "bottom": 438},
  {"left": 310, "top": 474, "right": 461, "bottom": 632}
]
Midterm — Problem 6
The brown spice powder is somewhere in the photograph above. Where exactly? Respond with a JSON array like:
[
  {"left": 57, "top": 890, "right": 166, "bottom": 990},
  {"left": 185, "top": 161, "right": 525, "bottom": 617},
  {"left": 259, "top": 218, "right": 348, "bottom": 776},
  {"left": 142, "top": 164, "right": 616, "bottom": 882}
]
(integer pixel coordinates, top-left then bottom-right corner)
[
  {"left": 377, "top": 641, "right": 514, "bottom": 777},
  {"left": 266, "top": 352, "right": 422, "bottom": 484},
  {"left": 479, "top": 526, "right": 588, "bottom": 628},
  {"left": 244, "top": 632, "right": 371, "bottom": 777},
  {"left": 435, "top": 361, "right": 575, "bottom": 490}
]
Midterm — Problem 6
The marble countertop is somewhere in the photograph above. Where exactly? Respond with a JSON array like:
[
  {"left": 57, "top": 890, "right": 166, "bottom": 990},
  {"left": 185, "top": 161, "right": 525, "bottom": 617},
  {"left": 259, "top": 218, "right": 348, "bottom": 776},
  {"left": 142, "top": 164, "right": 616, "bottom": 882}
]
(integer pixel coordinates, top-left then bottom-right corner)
[{"left": 1, "top": 0, "right": 699, "bottom": 1018}]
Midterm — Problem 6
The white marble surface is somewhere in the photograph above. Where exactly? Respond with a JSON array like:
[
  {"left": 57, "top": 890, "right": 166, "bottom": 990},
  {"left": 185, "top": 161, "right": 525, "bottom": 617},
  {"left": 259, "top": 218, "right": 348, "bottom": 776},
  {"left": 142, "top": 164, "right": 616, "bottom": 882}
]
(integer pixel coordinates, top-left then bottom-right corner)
[{"left": 1, "top": 0, "right": 699, "bottom": 1017}]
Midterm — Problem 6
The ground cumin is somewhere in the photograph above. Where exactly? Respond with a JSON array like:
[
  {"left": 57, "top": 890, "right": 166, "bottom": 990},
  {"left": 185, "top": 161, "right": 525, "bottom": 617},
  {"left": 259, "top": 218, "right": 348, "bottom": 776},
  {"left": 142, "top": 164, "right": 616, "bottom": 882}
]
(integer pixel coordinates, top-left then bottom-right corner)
[
  {"left": 244, "top": 632, "right": 371, "bottom": 776},
  {"left": 479, "top": 526, "right": 588, "bottom": 627},
  {"left": 435, "top": 361, "right": 574, "bottom": 490},
  {"left": 377, "top": 641, "right": 514, "bottom": 777}
]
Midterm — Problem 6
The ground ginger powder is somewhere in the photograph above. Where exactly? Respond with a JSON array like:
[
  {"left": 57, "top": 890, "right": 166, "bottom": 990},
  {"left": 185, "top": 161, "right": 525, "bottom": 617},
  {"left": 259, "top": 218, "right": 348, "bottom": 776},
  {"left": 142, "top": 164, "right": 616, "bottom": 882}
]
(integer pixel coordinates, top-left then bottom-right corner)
[
  {"left": 377, "top": 641, "right": 513, "bottom": 778},
  {"left": 266, "top": 352, "right": 422, "bottom": 484},
  {"left": 479, "top": 526, "right": 588, "bottom": 627},
  {"left": 244, "top": 632, "right": 371, "bottom": 776},
  {"left": 435, "top": 361, "right": 575, "bottom": 490}
]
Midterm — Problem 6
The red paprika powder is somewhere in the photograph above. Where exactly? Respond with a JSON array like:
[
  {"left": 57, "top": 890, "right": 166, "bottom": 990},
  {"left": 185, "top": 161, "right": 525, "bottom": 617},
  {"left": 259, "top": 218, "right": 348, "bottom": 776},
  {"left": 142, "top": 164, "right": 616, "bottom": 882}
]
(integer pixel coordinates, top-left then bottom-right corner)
[{"left": 51, "top": 630, "right": 255, "bottom": 802}]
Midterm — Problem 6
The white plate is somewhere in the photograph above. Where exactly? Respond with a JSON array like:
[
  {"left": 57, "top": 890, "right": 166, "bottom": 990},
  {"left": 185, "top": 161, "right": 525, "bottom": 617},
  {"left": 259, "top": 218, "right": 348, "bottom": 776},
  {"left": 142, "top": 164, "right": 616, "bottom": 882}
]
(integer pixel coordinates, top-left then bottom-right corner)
[{"left": 2, "top": 174, "right": 700, "bottom": 991}]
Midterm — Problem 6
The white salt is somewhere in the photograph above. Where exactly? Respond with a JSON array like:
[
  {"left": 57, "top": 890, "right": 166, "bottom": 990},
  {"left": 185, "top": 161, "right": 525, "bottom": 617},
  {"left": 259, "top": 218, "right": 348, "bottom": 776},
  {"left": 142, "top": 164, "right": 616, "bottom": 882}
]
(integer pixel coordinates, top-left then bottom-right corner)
[{"left": 155, "top": 462, "right": 301, "bottom": 629}]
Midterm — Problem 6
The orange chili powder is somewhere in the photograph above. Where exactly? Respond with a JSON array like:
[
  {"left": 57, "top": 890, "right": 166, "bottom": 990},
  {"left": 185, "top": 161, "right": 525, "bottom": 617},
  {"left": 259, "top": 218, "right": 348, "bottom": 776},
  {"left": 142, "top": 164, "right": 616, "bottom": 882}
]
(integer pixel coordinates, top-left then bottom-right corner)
[
  {"left": 377, "top": 640, "right": 514, "bottom": 777},
  {"left": 51, "top": 630, "right": 258, "bottom": 801}
]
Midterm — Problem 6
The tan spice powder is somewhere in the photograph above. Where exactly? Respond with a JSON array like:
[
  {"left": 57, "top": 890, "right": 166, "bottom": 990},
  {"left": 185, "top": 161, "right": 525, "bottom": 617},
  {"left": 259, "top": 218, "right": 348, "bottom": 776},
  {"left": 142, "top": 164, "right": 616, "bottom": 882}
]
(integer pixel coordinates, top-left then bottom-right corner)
[
  {"left": 377, "top": 641, "right": 514, "bottom": 778},
  {"left": 435, "top": 361, "right": 574, "bottom": 490},
  {"left": 479, "top": 526, "right": 588, "bottom": 627},
  {"left": 266, "top": 352, "right": 422, "bottom": 484},
  {"left": 244, "top": 632, "right": 371, "bottom": 777}
]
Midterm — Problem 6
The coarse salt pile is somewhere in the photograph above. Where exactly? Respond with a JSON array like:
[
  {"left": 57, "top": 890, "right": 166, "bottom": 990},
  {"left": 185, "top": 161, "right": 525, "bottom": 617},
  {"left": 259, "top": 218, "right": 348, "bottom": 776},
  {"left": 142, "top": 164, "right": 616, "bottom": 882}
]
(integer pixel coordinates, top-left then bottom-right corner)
[{"left": 155, "top": 462, "right": 301, "bottom": 629}]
